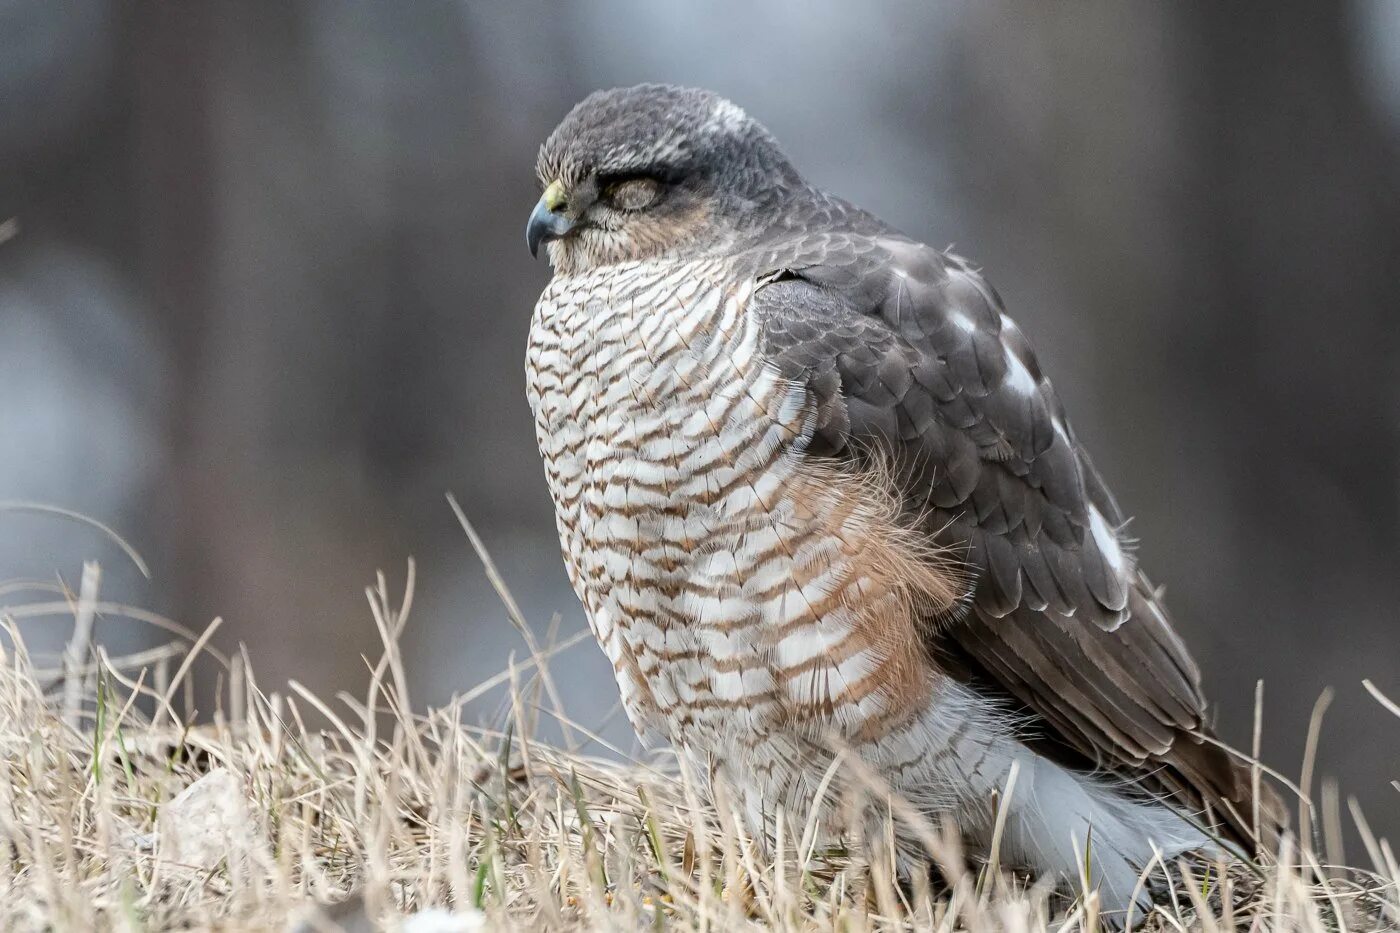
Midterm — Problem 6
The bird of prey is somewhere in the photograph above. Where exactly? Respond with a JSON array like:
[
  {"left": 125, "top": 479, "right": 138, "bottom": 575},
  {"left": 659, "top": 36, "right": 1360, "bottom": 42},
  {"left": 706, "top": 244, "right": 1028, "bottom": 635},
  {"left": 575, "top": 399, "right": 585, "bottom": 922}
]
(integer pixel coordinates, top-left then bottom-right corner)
[{"left": 524, "top": 84, "right": 1278, "bottom": 918}]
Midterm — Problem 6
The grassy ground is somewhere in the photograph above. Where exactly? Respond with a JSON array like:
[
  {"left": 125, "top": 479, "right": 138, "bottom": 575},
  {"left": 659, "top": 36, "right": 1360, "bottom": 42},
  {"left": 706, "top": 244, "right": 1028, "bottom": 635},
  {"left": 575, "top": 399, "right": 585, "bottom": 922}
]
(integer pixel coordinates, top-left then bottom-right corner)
[{"left": 1, "top": 543, "right": 1397, "bottom": 931}]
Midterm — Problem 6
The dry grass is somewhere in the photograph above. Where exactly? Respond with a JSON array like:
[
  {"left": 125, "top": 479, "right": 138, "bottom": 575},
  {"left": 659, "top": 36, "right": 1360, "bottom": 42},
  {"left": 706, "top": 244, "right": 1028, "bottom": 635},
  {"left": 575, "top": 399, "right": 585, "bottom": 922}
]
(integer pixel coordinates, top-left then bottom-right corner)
[{"left": 1, "top": 538, "right": 1398, "bottom": 931}]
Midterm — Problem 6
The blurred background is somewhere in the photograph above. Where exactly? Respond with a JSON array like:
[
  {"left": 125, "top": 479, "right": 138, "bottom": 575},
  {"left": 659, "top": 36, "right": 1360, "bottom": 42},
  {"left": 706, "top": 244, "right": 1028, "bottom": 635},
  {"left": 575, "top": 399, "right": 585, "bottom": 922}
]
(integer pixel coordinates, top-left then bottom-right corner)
[{"left": 2, "top": 2, "right": 1398, "bottom": 837}]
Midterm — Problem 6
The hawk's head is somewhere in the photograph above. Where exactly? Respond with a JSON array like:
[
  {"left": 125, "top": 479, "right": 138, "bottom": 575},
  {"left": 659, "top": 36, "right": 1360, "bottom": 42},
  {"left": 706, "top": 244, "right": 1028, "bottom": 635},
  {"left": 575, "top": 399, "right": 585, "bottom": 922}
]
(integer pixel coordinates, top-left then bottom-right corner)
[{"left": 527, "top": 84, "right": 802, "bottom": 272}]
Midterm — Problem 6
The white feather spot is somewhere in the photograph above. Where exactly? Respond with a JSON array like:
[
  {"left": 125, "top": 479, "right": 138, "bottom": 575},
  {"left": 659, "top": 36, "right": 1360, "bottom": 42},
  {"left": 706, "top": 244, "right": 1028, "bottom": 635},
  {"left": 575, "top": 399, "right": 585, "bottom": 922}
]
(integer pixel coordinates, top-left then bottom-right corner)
[
  {"left": 1003, "top": 349, "right": 1039, "bottom": 396},
  {"left": 705, "top": 99, "right": 750, "bottom": 135},
  {"left": 949, "top": 310, "right": 978, "bottom": 334},
  {"left": 1088, "top": 505, "right": 1127, "bottom": 573}
]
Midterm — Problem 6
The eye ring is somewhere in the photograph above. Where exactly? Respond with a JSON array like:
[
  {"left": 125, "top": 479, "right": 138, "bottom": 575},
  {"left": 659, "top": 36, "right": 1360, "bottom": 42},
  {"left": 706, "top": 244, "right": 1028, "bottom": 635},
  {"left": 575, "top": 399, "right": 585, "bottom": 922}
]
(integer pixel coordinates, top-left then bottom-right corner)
[{"left": 603, "top": 176, "right": 662, "bottom": 212}]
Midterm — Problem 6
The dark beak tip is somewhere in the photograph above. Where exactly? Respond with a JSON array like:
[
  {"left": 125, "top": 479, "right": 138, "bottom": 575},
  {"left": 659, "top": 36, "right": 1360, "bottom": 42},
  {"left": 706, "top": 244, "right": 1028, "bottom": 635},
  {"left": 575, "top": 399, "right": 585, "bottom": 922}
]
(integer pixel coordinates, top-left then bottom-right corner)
[
  {"left": 525, "top": 203, "right": 546, "bottom": 259},
  {"left": 526, "top": 198, "right": 575, "bottom": 260}
]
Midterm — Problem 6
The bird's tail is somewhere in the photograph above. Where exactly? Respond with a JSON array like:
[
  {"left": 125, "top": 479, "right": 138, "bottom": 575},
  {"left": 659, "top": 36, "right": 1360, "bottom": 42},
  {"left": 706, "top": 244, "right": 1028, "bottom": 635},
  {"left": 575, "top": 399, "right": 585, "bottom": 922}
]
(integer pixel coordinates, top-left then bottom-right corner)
[{"left": 1161, "top": 728, "right": 1288, "bottom": 857}]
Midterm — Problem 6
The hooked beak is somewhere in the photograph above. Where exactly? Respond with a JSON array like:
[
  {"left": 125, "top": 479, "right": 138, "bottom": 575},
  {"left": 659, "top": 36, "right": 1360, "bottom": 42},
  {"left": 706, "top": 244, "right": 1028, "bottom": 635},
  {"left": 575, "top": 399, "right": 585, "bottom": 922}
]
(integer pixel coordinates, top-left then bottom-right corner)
[{"left": 526, "top": 180, "right": 575, "bottom": 258}]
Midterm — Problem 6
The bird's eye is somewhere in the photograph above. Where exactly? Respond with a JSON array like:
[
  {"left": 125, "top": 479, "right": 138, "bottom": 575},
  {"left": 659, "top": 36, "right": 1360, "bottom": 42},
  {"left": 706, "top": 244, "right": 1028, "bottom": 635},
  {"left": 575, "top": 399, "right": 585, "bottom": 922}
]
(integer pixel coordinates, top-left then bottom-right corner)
[{"left": 604, "top": 177, "right": 662, "bottom": 212}]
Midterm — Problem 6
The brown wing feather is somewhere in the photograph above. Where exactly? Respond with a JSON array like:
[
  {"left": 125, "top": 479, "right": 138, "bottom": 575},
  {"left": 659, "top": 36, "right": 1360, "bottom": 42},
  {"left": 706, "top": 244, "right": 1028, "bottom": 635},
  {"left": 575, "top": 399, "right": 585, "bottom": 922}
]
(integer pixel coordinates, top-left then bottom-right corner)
[{"left": 749, "top": 214, "right": 1282, "bottom": 851}]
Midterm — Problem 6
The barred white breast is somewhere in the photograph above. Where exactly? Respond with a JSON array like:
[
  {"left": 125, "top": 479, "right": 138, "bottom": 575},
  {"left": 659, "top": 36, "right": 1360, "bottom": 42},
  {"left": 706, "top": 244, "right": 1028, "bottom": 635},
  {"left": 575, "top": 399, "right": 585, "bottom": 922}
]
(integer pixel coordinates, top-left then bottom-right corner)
[{"left": 529, "top": 257, "right": 1000, "bottom": 829}]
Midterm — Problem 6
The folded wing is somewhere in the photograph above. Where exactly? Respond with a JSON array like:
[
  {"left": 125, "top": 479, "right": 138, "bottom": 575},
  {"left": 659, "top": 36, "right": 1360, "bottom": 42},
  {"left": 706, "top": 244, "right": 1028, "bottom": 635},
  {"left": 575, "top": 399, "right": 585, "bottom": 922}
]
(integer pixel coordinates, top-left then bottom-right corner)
[{"left": 748, "top": 228, "right": 1276, "bottom": 848}]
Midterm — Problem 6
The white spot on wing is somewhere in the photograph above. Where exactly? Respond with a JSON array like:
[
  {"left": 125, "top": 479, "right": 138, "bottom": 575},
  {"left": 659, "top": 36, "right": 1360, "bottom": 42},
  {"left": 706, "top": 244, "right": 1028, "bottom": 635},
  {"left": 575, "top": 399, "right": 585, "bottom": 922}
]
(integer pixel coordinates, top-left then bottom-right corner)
[
  {"left": 1004, "top": 349, "right": 1039, "bottom": 396},
  {"left": 1088, "top": 505, "right": 1127, "bottom": 573},
  {"left": 948, "top": 310, "right": 978, "bottom": 334}
]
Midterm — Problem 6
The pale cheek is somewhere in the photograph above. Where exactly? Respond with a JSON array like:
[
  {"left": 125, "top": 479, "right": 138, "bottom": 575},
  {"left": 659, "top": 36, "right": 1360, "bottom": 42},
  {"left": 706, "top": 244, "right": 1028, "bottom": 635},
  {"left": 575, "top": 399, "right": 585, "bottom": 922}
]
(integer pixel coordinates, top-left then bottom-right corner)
[
  {"left": 640, "top": 203, "right": 711, "bottom": 246},
  {"left": 573, "top": 202, "right": 714, "bottom": 267}
]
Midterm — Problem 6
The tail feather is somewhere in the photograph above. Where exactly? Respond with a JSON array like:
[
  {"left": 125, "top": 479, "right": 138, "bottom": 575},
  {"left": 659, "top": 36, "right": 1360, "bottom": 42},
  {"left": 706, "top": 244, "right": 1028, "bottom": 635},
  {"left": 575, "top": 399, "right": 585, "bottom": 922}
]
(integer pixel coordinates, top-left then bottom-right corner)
[{"left": 1156, "top": 728, "right": 1287, "bottom": 856}]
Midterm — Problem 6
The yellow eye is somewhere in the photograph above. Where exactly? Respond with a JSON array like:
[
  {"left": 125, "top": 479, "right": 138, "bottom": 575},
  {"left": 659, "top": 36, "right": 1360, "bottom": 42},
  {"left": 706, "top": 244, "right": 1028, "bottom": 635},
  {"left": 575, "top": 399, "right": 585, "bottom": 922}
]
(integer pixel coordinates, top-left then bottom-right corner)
[{"left": 606, "top": 177, "right": 661, "bottom": 211}]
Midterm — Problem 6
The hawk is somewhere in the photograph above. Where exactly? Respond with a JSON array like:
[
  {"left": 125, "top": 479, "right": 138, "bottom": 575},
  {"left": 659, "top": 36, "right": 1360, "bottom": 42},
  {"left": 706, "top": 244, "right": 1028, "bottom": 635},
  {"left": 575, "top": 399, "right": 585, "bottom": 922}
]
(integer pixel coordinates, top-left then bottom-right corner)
[{"left": 524, "top": 84, "right": 1278, "bottom": 918}]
